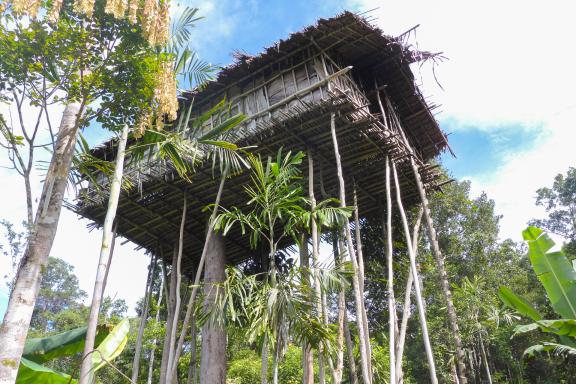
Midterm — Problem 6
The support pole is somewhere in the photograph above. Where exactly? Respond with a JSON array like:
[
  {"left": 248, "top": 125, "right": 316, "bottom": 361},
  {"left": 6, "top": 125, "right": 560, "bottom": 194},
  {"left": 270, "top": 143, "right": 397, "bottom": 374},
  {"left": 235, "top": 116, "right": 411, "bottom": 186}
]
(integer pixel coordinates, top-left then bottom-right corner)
[
  {"left": 391, "top": 158, "right": 438, "bottom": 384},
  {"left": 384, "top": 155, "right": 396, "bottom": 384},
  {"left": 299, "top": 233, "right": 314, "bottom": 384},
  {"left": 329, "top": 112, "right": 372, "bottom": 384},
  {"left": 409, "top": 156, "right": 467, "bottom": 383}
]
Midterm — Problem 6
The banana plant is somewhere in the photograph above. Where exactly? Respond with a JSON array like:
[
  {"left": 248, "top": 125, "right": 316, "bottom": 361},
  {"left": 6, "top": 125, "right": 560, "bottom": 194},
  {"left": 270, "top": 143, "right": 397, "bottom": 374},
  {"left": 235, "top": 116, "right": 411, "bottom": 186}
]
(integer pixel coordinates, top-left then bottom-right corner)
[
  {"left": 16, "top": 319, "right": 130, "bottom": 383},
  {"left": 498, "top": 226, "right": 576, "bottom": 357}
]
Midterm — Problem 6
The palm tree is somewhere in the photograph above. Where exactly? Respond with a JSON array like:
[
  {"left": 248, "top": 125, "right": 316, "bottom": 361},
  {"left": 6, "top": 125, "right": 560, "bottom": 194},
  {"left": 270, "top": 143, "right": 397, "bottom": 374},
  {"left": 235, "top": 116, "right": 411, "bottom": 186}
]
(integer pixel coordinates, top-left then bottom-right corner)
[{"left": 213, "top": 149, "right": 351, "bottom": 384}]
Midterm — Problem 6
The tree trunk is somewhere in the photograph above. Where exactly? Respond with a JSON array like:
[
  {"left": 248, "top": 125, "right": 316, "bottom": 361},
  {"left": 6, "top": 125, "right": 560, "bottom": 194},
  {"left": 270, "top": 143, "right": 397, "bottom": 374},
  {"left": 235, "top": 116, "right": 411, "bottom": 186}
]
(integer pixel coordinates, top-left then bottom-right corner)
[
  {"left": 299, "top": 233, "right": 314, "bottom": 384},
  {"left": 165, "top": 197, "right": 188, "bottom": 384},
  {"left": 396, "top": 207, "right": 423, "bottom": 383},
  {"left": 132, "top": 255, "right": 157, "bottom": 383},
  {"left": 391, "top": 158, "right": 438, "bottom": 384},
  {"left": 100, "top": 222, "right": 118, "bottom": 303},
  {"left": 169, "top": 168, "right": 228, "bottom": 380},
  {"left": 261, "top": 335, "right": 269, "bottom": 384},
  {"left": 200, "top": 230, "right": 227, "bottom": 384},
  {"left": 160, "top": 255, "right": 178, "bottom": 384},
  {"left": 332, "top": 235, "right": 345, "bottom": 384},
  {"left": 0, "top": 101, "right": 83, "bottom": 384},
  {"left": 409, "top": 157, "right": 468, "bottom": 384},
  {"left": 186, "top": 314, "right": 197, "bottom": 384},
  {"left": 343, "top": 313, "right": 359, "bottom": 384},
  {"left": 307, "top": 150, "right": 327, "bottom": 384},
  {"left": 479, "top": 333, "right": 493, "bottom": 384},
  {"left": 147, "top": 267, "right": 165, "bottom": 384},
  {"left": 352, "top": 186, "right": 372, "bottom": 379},
  {"left": 329, "top": 112, "right": 372, "bottom": 384},
  {"left": 79, "top": 123, "right": 129, "bottom": 384},
  {"left": 384, "top": 155, "right": 397, "bottom": 384}
]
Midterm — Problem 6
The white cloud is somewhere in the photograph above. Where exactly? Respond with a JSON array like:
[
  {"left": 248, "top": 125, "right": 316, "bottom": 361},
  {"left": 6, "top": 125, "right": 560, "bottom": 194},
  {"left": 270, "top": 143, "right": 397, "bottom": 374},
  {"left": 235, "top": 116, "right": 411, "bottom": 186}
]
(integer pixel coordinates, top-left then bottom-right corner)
[{"left": 348, "top": 0, "right": 576, "bottom": 242}]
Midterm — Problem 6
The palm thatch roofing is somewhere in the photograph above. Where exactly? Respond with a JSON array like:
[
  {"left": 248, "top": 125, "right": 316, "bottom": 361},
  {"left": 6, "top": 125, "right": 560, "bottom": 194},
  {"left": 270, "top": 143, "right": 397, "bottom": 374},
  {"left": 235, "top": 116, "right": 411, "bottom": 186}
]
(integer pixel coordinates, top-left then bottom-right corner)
[{"left": 69, "top": 11, "right": 451, "bottom": 274}]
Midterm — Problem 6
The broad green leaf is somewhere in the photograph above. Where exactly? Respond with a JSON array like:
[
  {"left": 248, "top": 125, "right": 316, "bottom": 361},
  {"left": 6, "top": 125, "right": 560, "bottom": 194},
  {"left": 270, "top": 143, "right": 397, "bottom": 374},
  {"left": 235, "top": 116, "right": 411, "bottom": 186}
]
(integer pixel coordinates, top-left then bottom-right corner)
[
  {"left": 22, "top": 325, "right": 110, "bottom": 364},
  {"left": 523, "top": 226, "right": 576, "bottom": 319},
  {"left": 16, "top": 357, "right": 77, "bottom": 384},
  {"left": 536, "top": 319, "right": 576, "bottom": 337},
  {"left": 524, "top": 342, "right": 576, "bottom": 357},
  {"left": 498, "top": 286, "right": 542, "bottom": 321},
  {"left": 91, "top": 318, "right": 130, "bottom": 372}
]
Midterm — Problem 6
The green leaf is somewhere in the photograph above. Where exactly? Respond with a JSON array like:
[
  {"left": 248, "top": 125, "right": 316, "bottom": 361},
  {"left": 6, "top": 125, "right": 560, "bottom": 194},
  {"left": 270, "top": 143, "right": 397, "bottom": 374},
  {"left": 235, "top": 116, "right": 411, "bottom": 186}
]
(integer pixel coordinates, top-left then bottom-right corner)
[
  {"left": 16, "top": 358, "right": 77, "bottom": 384},
  {"left": 523, "top": 226, "right": 576, "bottom": 319},
  {"left": 22, "top": 325, "right": 110, "bottom": 364},
  {"left": 498, "top": 286, "right": 542, "bottom": 321},
  {"left": 91, "top": 318, "right": 130, "bottom": 372}
]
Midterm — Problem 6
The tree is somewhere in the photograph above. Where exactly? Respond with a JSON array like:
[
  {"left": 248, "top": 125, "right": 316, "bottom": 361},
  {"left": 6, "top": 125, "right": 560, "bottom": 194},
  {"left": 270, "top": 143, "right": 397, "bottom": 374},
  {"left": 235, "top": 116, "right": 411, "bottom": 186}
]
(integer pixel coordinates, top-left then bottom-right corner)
[
  {"left": 30, "top": 257, "right": 86, "bottom": 334},
  {"left": 531, "top": 167, "right": 576, "bottom": 257},
  {"left": 0, "top": 2, "right": 167, "bottom": 381}
]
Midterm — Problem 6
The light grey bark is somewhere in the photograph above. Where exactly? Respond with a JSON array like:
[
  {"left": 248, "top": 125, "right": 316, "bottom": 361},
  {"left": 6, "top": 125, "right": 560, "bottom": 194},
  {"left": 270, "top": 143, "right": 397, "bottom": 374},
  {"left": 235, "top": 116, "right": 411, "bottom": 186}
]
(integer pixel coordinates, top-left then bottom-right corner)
[
  {"left": 147, "top": 268, "right": 165, "bottom": 384},
  {"left": 343, "top": 313, "right": 359, "bottom": 384},
  {"left": 329, "top": 112, "right": 372, "bottom": 384},
  {"left": 261, "top": 336, "right": 269, "bottom": 384},
  {"left": 0, "top": 101, "right": 83, "bottom": 384},
  {"left": 165, "top": 197, "right": 188, "bottom": 384},
  {"left": 383, "top": 158, "right": 397, "bottom": 384},
  {"left": 307, "top": 150, "right": 326, "bottom": 384},
  {"left": 160, "top": 254, "right": 178, "bottom": 384},
  {"left": 100, "top": 222, "right": 118, "bottom": 303},
  {"left": 396, "top": 207, "right": 423, "bottom": 383},
  {"left": 169, "top": 169, "right": 228, "bottom": 381},
  {"left": 409, "top": 156, "right": 467, "bottom": 384},
  {"left": 391, "top": 158, "right": 438, "bottom": 384},
  {"left": 332, "top": 234, "right": 345, "bottom": 384},
  {"left": 132, "top": 255, "right": 157, "bottom": 383},
  {"left": 299, "top": 233, "right": 314, "bottom": 384},
  {"left": 200, "top": 231, "right": 227, "bottom": 384},
  {"left": 479, "top": 333, "right": 493, "bottom": 384},
  {"left": 186, "top": 314, "right": 197, "bottom": 384},
  {"left": 79, "top": 123, "right": 129, "bottom": 384}
]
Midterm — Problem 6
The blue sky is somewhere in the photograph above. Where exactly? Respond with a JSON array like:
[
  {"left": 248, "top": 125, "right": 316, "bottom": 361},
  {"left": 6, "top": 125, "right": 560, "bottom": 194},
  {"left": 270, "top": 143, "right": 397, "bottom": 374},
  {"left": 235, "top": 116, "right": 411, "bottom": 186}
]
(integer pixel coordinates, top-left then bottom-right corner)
[{"left": 2, "top": 0, "right": 575, "bottom": 319}]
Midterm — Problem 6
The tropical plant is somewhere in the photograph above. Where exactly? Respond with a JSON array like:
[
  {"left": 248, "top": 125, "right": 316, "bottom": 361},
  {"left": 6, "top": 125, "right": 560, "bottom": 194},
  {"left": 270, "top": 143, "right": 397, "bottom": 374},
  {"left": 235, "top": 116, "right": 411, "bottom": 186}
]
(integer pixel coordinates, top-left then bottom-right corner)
[
  {"left": 499, "top": 226, "right": 576, "bottom": 357},
  {"left": 16, "top": 319, "right": 129, "bottom": 384}
]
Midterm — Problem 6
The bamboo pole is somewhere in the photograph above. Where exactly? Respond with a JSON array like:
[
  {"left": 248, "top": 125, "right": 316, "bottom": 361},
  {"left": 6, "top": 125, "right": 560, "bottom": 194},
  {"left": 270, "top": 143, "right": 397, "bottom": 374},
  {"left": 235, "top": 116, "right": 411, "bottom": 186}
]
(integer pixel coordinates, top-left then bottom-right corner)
[
  {"left": 147, "top": 269, "right": 165, "bottom": 384},
  {"left": 391, "top": 158, "right": 438, "bottom": 384},
  {"left": 395, "top": 207, "right": 423, "bottom": 383},
  {"left": 299, "top": 233, "right": 314, "bottom": 384},
  {"left": 332, "top": 233, "right": 345, "bottom": 384},
  {"left": 329, "top": 112, "right": 372, "bottom": 384}
]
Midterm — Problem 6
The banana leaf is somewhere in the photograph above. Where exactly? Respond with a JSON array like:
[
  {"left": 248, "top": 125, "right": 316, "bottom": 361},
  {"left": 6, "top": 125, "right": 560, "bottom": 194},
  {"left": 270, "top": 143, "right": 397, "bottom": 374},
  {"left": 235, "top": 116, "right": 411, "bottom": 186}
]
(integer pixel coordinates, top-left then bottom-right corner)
[
  {"left": 498, "top": 286, "right": 542, "bottom": 321},
  {"left": 17, "top": 358, "right": 77, "bottom": 384},
  {"left": 91, "top": 318, "right": 130, "bottom": 372},
  {"left": 523, "top": 226, "right": 576, "bottom": 319}
]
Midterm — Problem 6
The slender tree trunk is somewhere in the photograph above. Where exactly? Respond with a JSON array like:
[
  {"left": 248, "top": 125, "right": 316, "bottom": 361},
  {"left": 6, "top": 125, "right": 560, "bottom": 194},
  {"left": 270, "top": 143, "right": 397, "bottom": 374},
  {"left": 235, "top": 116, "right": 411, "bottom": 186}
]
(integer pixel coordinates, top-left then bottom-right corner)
[
  {"left": 343, "top": 313, "right": 359, "bottom": 384},
  {"left": 307, "top": 150, "right": 327, "bottom": 384},
  {"left": 199, "top": 231, "right": 227, "bottom": 384},
  {"left": 186, "top": 314, "right": 197, "bottom": 384},
  {"left": 261, "top": 336, "right": 269, "bottom": 384},
  {"left": 165, "top": 197, "right": 188, "bottom": 384},
  {"left": 273, "top": 332, "right": 281, "bottom": 384},
  {"left": 79, "top": 123, "right": 129, "bottom": 384},
  {"left": 352, "top": 185, "right": 372, "bottom": 379},
  {"left": 160, "top": 256, "right": 178, "bottom": 384},
  {"left": 169, "top": 168, "right": 228, "bottom": 380},
  {"left": 132, "top": 255, "right": 157, "bottom": 383},
  {"left": 100, "top": 222, "right": 118, "bottom": 303},
  {"left": 391, "top": 158, "right": 438, "bottom": 384},
  {"left": 332, "top": 234, "right": 345, "bottom": 384},
  {"left": 383, "top": 155, "right": 397, "bottom": 384},
  {"left": 299, "top": 233, "right": 314, "bottom": 384},
  {"left": 0, "top": 101, "right": 83, "bottom": 384},
  {"left": 409, "top": 157, "right": 468, "bottom": 384},
  {"left": 395, "top": 207, "right": 423, "bottom": 383},
  {"left": 329, "top": 112, "right": 372, "bottom": 384},
  {"left": 147, "top": 268, "right": 165, "bottom": 384},
  {"left": 479, "top": 333, "right": 492, "bottom": 384}
]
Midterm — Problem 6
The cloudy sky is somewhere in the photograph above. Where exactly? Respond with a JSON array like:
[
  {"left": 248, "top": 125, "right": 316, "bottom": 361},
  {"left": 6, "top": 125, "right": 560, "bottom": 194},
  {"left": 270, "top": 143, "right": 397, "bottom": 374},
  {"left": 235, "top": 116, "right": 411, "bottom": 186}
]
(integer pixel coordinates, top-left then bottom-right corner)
[{"left": 1, "top": 0, "right": 575, "bottom": 317}]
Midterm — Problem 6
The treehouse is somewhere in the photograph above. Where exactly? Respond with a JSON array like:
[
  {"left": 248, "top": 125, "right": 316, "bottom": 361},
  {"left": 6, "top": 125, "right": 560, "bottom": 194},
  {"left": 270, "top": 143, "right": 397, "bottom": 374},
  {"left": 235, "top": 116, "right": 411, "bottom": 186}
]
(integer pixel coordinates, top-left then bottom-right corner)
[{"left": 71, "top": 11, "right": 450, "bottom": 275}]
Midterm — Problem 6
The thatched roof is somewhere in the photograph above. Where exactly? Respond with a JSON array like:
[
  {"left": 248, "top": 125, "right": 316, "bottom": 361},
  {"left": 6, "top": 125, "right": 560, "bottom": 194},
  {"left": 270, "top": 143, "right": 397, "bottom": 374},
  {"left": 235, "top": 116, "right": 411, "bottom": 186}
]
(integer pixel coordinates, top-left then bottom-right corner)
[{"left": 70, "top": 11, "right": 450, "bottom": 274}]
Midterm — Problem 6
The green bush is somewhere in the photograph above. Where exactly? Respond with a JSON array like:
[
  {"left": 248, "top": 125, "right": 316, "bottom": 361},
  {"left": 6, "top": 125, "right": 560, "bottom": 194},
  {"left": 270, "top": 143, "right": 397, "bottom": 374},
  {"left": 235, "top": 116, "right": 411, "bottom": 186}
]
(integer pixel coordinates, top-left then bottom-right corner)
[{"left": 227, "top": 349, "right": 261, "bottom": 384}]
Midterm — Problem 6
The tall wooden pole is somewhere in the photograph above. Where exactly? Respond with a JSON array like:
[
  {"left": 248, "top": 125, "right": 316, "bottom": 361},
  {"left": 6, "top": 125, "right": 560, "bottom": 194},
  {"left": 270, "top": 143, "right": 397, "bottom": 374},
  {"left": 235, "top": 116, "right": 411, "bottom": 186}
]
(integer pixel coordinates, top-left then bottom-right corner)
[
  {"left": 391, "top": 158, "right": 438, "bottom": 384},
  {"left": 299, "top": 233, "right": 315, "bottom": 384},
  {"left": 409, "top": 156, "right": 467, "bottom": 383},
  {"left": 329, "top": 112, "right": 372, "bottom": 384},
  {"left": 384, "top": 155, "right": 396, "bottom": 384},
  {"left": 396, "top": 207, "right": 423, "bottom": 383}
]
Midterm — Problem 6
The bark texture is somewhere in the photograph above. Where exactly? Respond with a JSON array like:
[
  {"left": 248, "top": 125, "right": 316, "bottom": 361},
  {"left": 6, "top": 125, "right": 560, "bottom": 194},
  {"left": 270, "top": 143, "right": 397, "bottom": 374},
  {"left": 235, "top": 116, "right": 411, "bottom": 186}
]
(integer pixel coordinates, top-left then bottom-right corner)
[
  {"left": 0, "top": 101, "right": 82, "bottom": 384},
  {"left": 200, "top": 230, "right": 227, "bottom": 384}
]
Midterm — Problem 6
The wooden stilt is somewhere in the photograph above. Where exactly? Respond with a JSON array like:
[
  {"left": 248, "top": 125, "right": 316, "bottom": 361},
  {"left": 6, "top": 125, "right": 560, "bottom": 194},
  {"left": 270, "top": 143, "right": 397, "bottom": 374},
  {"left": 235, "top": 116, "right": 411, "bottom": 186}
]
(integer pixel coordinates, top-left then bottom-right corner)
[
  {"left": 329, "top": 112, "right": 372, "bottom": 384},
  {"left": 384, "top": 155, "right": 397, "bottom": 384},
  {"left": 299, "top": 233, "right": 314, "bottom": 384},
  {"left": 391, "top": 158, "right": 438, "bottom": 384},
  {"left": 396, "top": 207, "right": 423, "bottom": 383}
]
